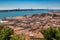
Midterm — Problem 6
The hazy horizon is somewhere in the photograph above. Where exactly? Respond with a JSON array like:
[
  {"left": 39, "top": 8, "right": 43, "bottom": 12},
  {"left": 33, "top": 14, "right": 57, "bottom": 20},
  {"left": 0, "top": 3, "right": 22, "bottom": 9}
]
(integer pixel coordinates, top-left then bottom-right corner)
[{"left": 0, "top": 0, "right": 60, "bottom": 10}]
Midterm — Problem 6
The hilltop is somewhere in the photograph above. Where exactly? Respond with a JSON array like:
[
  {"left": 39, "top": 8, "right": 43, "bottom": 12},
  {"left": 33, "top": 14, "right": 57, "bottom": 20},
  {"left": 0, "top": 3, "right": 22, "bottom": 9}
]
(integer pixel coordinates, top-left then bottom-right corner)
[{"left": 0, "top": 11, "right": 60, "bottom": 40}]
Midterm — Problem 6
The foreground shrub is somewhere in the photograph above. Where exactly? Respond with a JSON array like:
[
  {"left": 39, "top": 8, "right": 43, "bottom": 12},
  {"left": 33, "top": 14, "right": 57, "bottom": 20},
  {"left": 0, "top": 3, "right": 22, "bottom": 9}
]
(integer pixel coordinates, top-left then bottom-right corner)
[
  {"left": 0, "top": 28, "right": 14, "bottom": 40},
  {"left": 10, "top": 34, "right": 25, "bottom": 40},
  {"left": 42, "top": 27, "right": 60, "bottom": 40}
]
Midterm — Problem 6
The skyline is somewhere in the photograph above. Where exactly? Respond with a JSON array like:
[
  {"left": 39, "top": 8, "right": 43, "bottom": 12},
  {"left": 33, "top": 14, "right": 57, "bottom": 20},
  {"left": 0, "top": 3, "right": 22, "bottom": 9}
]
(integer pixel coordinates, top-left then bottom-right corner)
[{"left": 0, "top": 0, "right": 60, "bottom": 10}]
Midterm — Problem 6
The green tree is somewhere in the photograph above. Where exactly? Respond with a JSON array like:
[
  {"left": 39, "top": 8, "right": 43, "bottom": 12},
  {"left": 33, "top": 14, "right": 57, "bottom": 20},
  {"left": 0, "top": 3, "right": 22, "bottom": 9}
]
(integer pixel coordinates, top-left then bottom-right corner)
[
  {"left": 0, "top": 28, "right": 14, "bottom": 40},
  {"left": 55, "top": 28, "right": 60, "bottom": 40},
  {"left": 42, "top": 27, "right": 60, "bottom": 40},
  {"left": 10, "top": 34, "right": 25, "bottom": 40}
]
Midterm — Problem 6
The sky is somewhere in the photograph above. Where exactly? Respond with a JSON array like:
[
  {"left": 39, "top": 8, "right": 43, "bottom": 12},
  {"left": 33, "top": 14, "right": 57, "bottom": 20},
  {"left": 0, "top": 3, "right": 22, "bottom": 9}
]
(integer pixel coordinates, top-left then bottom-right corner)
[{"left": 0, "top": 0, "right": 60, "bottom": 10}]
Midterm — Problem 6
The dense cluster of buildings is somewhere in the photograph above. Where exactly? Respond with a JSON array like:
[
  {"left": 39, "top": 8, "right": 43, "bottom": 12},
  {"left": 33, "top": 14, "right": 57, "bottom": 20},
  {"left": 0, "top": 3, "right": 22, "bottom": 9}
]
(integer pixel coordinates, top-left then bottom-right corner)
[{"left": 0, "top": 11, "right": 60, "bottom": 40}]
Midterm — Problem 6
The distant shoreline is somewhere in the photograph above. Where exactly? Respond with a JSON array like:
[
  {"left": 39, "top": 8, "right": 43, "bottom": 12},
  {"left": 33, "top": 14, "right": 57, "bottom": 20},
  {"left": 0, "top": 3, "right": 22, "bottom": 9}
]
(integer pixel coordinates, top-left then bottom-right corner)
[
  {"left": 0, "top": 9, "right": 60, "bottom": 12},
  {"left": 0, "top": 9, "right": 48, "bottom": 12}
]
